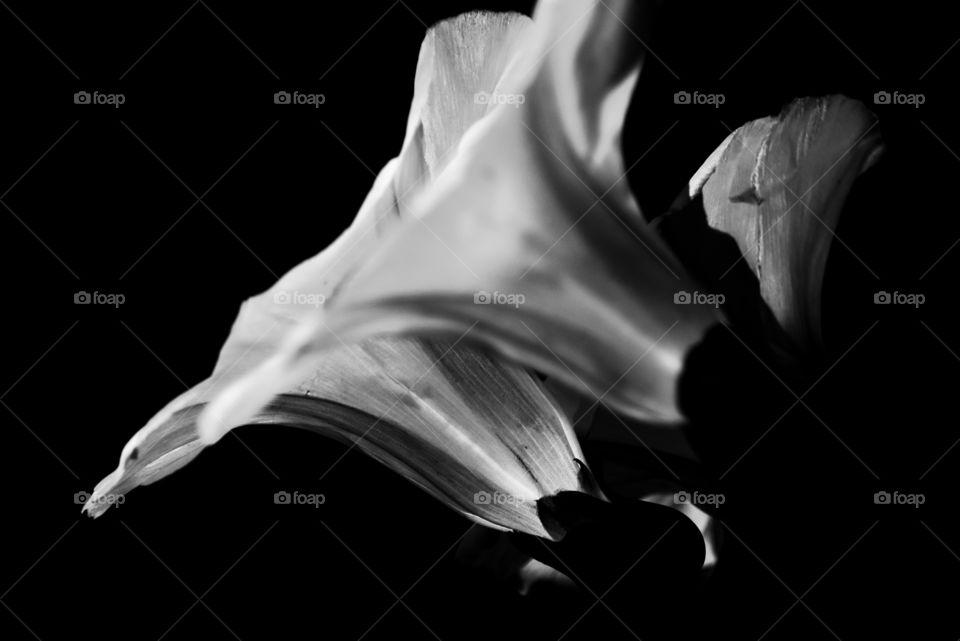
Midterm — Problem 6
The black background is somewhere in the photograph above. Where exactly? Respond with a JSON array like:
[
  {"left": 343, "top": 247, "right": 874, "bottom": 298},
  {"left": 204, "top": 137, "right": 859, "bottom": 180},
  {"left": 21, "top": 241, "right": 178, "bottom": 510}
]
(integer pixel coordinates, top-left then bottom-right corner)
[{"left": 2, "top": 1, "right": 958, "bottom": 639}]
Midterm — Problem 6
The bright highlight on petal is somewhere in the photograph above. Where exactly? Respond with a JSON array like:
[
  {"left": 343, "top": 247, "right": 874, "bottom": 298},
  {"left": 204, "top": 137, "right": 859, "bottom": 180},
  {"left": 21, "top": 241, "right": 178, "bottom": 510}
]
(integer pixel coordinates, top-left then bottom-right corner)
[{"left": 199, "top": 0, "right": 720, "bottom": 438}]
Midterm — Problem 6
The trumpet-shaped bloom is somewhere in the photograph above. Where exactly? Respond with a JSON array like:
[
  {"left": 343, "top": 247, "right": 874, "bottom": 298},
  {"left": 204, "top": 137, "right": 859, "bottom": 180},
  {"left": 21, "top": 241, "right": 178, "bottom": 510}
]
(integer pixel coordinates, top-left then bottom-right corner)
[
  {"left": 198, "top": 0, "right": 720, "bottom": 440},
  {"left": 85, "top": 10, "right": 602, "bottom": 539}
]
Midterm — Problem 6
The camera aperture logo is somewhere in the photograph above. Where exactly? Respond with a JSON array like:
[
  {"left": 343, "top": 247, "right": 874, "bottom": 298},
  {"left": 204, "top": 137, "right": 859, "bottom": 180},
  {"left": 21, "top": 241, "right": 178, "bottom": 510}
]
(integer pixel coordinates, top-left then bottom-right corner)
[
  {"left": 274, "top": 90, "right": 325, "bottom": 108},
  {"left": 274, "top": 490, "right": 325, "bottom": 507},
  {"left": 74, "top": 290, "right": 125, "bottom": 308},
  {"left": 874, "top": 290, "right": 924, "bottom": 308},
  {"left": 874, "top": 490, "right": 924, "bottom": 508},
  {"left": 873, "top": 91, "right": 924, "bottom": 108},
  {"left": 273, "top": 289, "right": 326, "bottom": 307},
  {"left": 473, "top": 290, "right": 525, "bottom": 308},
  {"left": 674, "top": 90, "right": 725, "bottom": 108},
  {"left": 74, "top": 490, "right": 124, "bottom": 508},
  {"left": 674, "top": 490, "right": 725, "bottom": 507},
  {"left": 674, "top": 290, "right": 724, "bottom": 308},
  {"left": 473, "top": 490, "right": 521, "bottom": 506},
  {"left": 74, "top": 90, "right": 125, "bottom": 108},
  {"left": 474, "top": 91, "right": 525, "bottom": 107}
]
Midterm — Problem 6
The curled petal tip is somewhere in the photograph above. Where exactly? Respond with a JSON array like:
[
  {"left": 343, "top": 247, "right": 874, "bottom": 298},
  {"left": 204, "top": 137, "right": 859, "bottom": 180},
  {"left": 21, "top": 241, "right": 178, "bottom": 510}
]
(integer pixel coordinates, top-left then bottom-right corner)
[
  {"left": 81, "top": 468, "right": 125, "bottom": 518},
  {"left": 82, "top": 499, "right": 111, "bottom": 519}
]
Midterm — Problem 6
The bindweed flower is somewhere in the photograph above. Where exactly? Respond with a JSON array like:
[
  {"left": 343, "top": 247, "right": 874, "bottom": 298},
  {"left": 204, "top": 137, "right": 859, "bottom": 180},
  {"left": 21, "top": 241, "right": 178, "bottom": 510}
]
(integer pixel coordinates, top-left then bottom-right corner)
[
  {"left": 85, "top": 10, "right": 603, "bottom": 540},
  {"left": 85, "top": 0, "right": 883, "bottom": 577},
  {"left": 197, "top": 0, "right": 720, "bottom": 438},
  {"left": 687, "top": 96, "right": 884, "bottom": 350}
]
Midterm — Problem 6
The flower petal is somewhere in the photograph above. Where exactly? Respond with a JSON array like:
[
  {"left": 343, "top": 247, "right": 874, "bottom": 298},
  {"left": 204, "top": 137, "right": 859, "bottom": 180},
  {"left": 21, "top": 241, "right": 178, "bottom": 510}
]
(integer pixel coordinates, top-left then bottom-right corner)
[
  {"left": 199, "top": 0, "right": 720, "bottom": 438},
  {"left": 691, "top": 95, "right": 884, "bottom": 349}
]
